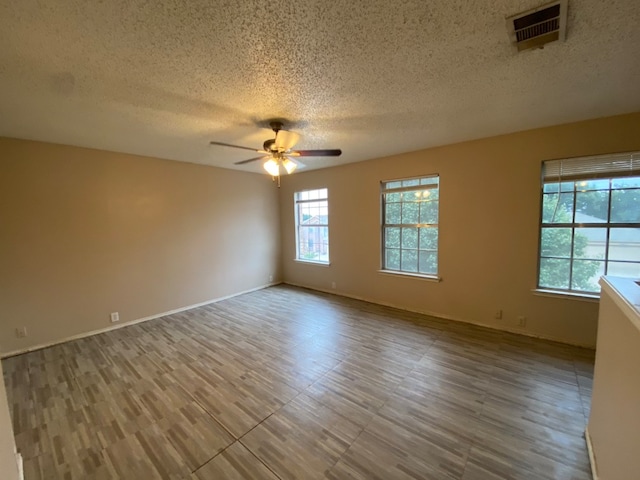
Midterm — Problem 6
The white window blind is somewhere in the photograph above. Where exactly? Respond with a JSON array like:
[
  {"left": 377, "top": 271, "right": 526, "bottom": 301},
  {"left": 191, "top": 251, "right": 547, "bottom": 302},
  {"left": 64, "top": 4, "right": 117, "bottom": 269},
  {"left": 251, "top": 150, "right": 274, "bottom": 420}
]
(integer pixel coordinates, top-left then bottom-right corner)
[{"left": 542, "top": 151, "right": 640, "bottom": 182}]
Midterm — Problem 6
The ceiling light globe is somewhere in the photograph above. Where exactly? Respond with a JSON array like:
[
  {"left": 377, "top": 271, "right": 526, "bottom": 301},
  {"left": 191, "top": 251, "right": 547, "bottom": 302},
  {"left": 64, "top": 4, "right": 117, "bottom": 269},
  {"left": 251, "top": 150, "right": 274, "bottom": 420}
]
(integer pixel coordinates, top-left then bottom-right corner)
[
  {"left": 263, "top": 159, "right": 280, "bottom": 176},
  {"left": 282, "top": 158, "right": 297, "bottom": 174}
]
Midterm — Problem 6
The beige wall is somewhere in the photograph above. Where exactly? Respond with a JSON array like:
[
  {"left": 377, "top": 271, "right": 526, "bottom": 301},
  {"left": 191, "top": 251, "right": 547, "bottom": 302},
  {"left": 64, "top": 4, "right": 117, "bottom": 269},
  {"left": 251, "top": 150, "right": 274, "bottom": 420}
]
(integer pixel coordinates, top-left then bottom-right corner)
[
  {"left": 279, "top": 112, "right": 640, "bottom": 347},
  {"left": 588, "top": 277, "right": 640, "bottom": 479},
  {"left": 0, "top": 138, "right": 281, "bottom": 355}
]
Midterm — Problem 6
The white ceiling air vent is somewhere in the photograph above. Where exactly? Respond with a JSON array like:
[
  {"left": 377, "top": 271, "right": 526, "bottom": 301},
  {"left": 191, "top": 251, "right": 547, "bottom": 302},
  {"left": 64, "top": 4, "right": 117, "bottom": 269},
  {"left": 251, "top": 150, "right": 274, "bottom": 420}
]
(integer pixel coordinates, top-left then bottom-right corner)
[{"left": 506, "top": 0, "right": 568, "bottom": 52}]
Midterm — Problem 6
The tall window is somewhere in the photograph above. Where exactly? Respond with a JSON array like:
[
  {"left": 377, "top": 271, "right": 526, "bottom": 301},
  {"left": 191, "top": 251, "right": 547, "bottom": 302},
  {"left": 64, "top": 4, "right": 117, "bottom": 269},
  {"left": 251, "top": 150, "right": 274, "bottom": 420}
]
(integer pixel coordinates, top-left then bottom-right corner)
[
  {"left": 381, "top": 176, "right": 439, "bottom": 275},
  {"left": 539, "top": 152, "right": 640, "bottom": 294},
  {"left": 295, "top": 188, "right": 329, "bottom": 264}
]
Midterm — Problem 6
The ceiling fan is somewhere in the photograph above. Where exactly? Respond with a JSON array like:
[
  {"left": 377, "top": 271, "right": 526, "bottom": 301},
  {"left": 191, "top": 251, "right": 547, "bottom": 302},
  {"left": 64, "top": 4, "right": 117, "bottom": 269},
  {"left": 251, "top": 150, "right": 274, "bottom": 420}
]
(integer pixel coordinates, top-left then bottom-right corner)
[{"left": 210, "top": 121, "right": 342, "bottom": 185}]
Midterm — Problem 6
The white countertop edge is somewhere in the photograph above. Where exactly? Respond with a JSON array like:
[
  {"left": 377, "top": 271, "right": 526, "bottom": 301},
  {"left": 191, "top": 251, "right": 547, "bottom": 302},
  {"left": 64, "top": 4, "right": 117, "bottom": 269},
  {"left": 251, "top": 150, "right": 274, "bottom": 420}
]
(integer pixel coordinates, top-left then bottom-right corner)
[{"left": 599, "top": 276, "right": 640, "bottom": 334}]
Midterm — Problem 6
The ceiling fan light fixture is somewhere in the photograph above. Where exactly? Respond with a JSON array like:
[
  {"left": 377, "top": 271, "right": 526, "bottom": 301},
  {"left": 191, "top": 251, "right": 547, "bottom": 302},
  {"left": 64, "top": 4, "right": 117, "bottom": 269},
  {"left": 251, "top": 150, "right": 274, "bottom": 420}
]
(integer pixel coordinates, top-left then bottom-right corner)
[
  {"left": 263, "top": 159, "right": 280, "bottom": 176},
  {"left": 212, "top": 121, "right": 342, "bottom": 182},
  {"left": 282, "top": 158, "right": 297, "bottom": 174}
]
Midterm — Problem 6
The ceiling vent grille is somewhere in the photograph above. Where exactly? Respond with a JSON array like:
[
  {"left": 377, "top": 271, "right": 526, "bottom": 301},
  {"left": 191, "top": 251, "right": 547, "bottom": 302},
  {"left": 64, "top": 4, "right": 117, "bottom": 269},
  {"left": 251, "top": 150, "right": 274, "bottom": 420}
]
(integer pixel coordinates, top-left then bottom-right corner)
[{"left": 506, "top": 0, "right": 568, "bottom": 52}]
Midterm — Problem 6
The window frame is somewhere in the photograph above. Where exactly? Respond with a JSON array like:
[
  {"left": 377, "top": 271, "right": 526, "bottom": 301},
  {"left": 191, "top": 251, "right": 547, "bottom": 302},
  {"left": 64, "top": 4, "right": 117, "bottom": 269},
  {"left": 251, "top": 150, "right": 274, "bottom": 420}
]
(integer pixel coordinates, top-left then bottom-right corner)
[
  {"left": 380, "top": 174, "right": 440, "bottom": 278},
  {"left": 537, "top": 152, "right": 640, "bottom": 296},
  {"left": 294, "top": 188, "right": 330, "bottom": 265}
]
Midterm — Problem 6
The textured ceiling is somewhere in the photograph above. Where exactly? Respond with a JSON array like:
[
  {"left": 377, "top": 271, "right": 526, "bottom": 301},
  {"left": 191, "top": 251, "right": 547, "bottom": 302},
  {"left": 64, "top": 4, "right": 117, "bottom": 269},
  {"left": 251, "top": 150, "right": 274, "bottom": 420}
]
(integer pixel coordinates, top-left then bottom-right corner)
[{"left": 1, "top": 0, "right": 639, "bottom": 173}]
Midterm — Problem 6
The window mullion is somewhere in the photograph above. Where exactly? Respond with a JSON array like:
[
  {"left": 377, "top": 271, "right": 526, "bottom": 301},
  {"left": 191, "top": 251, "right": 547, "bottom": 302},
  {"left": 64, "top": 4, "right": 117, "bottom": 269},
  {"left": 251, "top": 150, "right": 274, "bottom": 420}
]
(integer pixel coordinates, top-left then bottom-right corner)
[
  {"left": 568, "top": 184, "right": 577, "bottom": 290},
  {"left": 399, "top": 197, "right": 404, "bottom": 271},
  {"left": 604, "top": 180, "right": 612, "bottom": 275}
]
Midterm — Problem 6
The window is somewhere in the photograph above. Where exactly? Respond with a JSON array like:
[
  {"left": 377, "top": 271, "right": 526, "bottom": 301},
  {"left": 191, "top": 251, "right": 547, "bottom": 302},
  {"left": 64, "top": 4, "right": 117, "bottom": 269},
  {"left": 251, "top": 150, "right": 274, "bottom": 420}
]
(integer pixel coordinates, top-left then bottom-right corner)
[
  {"left": 295, "top": 188, "right": 329, "bottom": 263},
  {"left": 539, "top": 152, "right": 640, "bottom": 294},
  {"left": 381, "top": 175, "right": 439, "bottom": 275}
]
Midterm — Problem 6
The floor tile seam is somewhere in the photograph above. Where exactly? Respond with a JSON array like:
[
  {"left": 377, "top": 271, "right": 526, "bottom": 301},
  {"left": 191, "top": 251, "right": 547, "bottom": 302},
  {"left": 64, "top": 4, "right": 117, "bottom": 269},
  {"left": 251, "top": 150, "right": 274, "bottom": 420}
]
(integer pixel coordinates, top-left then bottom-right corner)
[
  {"left": 319, "top": 400, "right": 380, "bottom": 478},
  {"left": 180, "top": 383, "right": 241, "bottom": 443},
  {"left": 41, "top": 388, "right": 210, "bottom": 472},
  {"left": 341, "top": 330, "right": 457, "bottom": 464},
  {"left": 77, "top": 321, "right": 302, "bottom": 468},
  {"left": 192, "top": 316, "right": 444, "bottom": 478},
  {"left": 572, "top": 360, "right": 592, "bottom": 428},
  {"left": 483, "top": 375, "right": 587, "bottom": 417},
  {"left": 113, "top": 391, "right": 234, "bottom": 479},
  {"left": 462, "top": 432, "right": 592, "bottom": 480},
  {"left": 187, "top": 439, "right": 266, "bottom": 478},
  {"left": 302, "top": 351, "right": 354, "bottom": 393},
  {"left": 232, "top": 398, "right": 313, "bottom": 480},
  {"left": 24, "top": 382, "right": 235, "bottom": 480},
  {"left": 120, "top": 361, "right": 244, "bottom": 469},
  {"left": 24, "top": 441, "right": 167, "bottom": 480},
  {"left": 491, "top": 362, "right": 585, "bottom": 383},
  {"left": 466, "top": 394, "right": 593, "bottom": 478},
  {"left": 486, "top": 345, "right": 581, "bottom": 386},
  {"left": 336, "top": 342, "right": 432, "bottom": 391},
  {"left": 459, "top": 378, "right": 493, "bottom": 479},
  {"left": 307, "top": 332, "right": 423, "bottom": 387},
  {"left": 293, "top": 356, "right": 360, "bottom": 422},
  {"left": 281, "top": 318, "right": 345, "bottom": 350},
  {"left": 291, "top": 351, "right": 387, "bottom": 470},
  {"left": 397, "top": 336, "right": 493, "bottom": 480},
  {"left": 236, "top": 438, "right": 285, "bottom": 480},
  {"left": 379, "top": 331, "right": 446, "bottom": 399},
  {"left": 472, "top": 409, "right": 595, "bottom": 448},
  {"left": 483, "top": 359, "right": 588, "bottom": 427},
  {"left": 323, "top": 344, "right": 479, "bottom": 480},
  {"left": 68, "top": 344, "right": 108, "bottom": 409}
]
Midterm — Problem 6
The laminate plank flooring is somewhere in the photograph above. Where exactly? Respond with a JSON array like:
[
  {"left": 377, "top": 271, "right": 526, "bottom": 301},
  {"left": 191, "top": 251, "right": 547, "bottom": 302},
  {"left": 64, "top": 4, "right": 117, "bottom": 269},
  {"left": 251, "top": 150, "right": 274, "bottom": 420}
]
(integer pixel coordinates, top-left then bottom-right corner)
[{"left": 3, "top": 285, "right": 595, "bottom": 479}]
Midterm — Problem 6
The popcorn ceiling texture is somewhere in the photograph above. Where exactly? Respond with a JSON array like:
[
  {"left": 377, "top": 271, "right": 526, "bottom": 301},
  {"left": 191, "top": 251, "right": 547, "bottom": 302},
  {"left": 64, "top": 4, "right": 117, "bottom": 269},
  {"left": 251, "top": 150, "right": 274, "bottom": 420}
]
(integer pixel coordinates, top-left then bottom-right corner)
[{"left": 0, "top": 0, "right": 638, "bottom": 171}]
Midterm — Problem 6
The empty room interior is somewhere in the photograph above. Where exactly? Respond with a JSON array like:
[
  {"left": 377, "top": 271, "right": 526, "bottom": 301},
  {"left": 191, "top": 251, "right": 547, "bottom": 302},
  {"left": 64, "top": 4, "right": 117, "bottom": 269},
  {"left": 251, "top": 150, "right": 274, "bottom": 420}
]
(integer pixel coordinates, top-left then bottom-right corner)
[{"left": 1, "top": 1, "right": 640, "bottom": 479}]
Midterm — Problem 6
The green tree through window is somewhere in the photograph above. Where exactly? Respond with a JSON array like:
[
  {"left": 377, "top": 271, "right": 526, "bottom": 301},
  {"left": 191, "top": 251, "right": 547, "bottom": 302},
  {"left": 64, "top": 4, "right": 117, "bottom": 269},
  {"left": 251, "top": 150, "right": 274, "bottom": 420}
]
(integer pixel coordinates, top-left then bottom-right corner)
[
  {"left": 382, "top": 176, "right": 439, "bottom": 275},
  {"left": 539, "top": 198, "right": 599, "bottom": 290},
  {"left": 538, "top": 154, "right": 640, "bottom": 294}
]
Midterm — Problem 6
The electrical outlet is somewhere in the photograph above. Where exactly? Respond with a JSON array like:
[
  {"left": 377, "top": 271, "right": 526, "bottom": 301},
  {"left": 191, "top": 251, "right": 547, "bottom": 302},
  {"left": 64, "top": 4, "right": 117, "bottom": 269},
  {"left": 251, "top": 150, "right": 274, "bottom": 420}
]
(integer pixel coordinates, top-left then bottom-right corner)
[
  {"left": 517, "top": 316, "right": 527, "bottom": 327},
  {"left": 331, "top": 281, "right": 336, "bottom": 289},
  {"left": 269, "top": 274, "right": 273, "bottom": 282},
  {"left": 110, "top": 312, "right": 120, "bottom": 323},
  {"left": 495, "top": 309, "right": 503, "bottom": 320},
  {"left": 15, "top": 327, "right": 27, "bottom": 338}
]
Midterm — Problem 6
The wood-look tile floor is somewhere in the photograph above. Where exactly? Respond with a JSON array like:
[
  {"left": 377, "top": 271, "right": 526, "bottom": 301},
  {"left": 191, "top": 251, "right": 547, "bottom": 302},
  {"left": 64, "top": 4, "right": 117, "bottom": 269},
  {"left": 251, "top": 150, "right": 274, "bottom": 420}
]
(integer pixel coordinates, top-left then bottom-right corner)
[{"left": 2, "top": 285, "right": 595, "bottom": 479}]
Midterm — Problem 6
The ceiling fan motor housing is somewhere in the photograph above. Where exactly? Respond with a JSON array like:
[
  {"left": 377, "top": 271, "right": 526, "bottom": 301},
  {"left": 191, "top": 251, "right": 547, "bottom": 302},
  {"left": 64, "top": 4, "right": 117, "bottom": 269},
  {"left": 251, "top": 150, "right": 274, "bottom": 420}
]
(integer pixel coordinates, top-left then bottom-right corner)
[
  {"left": 263, "top": 139, "right": 277, "bottom": 152},
  {"left": 264, "top": 121, "right": 284, "bottom": 152}
]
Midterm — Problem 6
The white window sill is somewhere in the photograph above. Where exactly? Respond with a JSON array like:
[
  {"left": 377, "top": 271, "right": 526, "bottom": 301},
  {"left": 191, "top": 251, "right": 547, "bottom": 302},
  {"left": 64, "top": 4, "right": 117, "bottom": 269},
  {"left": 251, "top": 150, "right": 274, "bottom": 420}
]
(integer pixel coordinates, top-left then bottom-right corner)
[
  {"left": 378, "top": 270, "right": 442, "bottom": 282},
  {"left": 532, "top": 288, "right": 599, "bottom": 302},
  {"left": 294, "top": 259, "right": 331, "bottom": 267}
]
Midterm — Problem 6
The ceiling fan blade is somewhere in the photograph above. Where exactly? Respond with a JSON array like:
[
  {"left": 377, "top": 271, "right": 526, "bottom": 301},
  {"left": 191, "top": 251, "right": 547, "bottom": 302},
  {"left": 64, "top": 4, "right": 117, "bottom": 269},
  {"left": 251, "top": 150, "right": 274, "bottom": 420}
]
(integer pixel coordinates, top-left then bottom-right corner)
[
  {"left": 234, "top": 156, "right": 266, "bottom": 165},
  {"left": 210, "top": 141, "right": 260, "bottom": 153},
  {"left": 291, "top": 149, "right": 342, "bottom": 157},
  {"left": 275, "top": 130, "right": 300, "bottom": 150}
]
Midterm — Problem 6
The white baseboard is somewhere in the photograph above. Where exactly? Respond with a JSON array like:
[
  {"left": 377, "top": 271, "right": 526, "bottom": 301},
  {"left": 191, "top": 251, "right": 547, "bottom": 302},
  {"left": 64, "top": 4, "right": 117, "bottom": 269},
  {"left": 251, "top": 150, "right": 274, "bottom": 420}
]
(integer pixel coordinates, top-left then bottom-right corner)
[
  {"left": 584, "top": 427, "right": 598, "bottom": 480},
  {"left": 1, "top": 282, "right": 281, "bottom": 359},
  {"left": 2, "top": 280, "right": 593, "bottom": 358},
  {"left": 283, "top": 281, "right": 596, "bottom": 349},
  {"left": 16, "top": 452, "right": 23, "bottom": 480}
]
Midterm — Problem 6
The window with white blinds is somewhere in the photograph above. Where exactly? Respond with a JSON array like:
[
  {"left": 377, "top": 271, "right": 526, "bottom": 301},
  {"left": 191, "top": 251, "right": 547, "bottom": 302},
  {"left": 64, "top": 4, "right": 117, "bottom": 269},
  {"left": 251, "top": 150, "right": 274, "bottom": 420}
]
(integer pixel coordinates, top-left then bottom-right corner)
[
  {"left": 538, "top": 151, "right": 640, "bottom": 295},
  {"left": 542, "top": 151, "right": 640, "bottom": 182}
]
